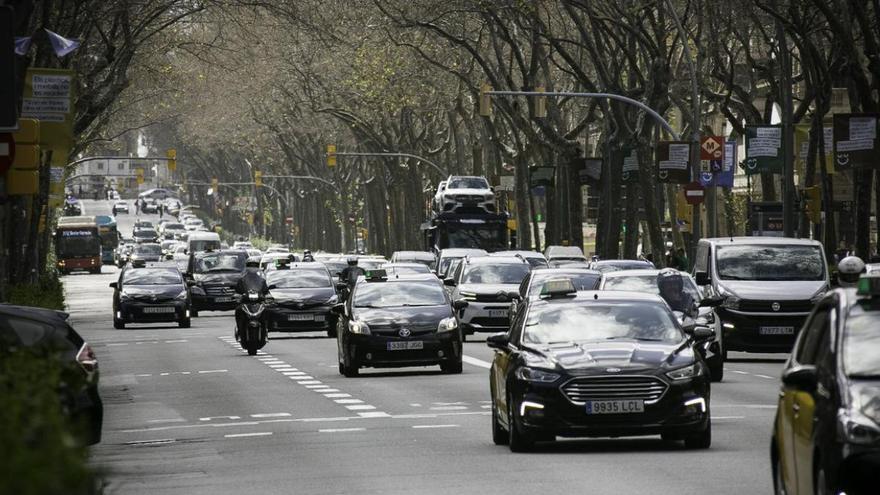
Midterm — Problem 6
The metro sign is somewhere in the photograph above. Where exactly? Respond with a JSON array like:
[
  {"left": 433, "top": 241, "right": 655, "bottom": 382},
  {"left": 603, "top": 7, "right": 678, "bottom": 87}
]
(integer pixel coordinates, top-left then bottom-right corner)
[{"left": 700, "top": 136, "right": 724, "bottom": 161}]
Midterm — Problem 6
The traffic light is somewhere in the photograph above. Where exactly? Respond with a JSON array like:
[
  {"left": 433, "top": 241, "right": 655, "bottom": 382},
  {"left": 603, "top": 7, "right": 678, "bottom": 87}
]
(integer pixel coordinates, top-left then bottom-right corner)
[
  {"left": 255, "top": 170, "right": 262, "bottom": 187},
  {"left": 479, "top": 82, "right": 492, "bottom": 117},
  {"left": 135, "top": 168, "right": 145, "bottom": 185},
  {"left": 805, "top": 185, "right": 821, "bottom": 224},
  {"left": 211, "top": 177, "right": 218, "bottom": 194},
  {"left": 534, "top": 86, "right": 547, "bottom": 118},
  {"left": 166, "top": 148, "right": 177, "bottom": 172},
  {"left": 326, "top": 144, "right": 337, "bottom": 167}
]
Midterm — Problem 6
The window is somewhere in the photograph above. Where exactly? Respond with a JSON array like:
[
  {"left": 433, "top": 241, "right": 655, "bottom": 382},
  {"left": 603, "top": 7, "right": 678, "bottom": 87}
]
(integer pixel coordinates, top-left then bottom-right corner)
[
  {"left": 96, "top": 162, "right": 105, "bottom": 170},
  {"left": 795, "top": 307, "right": 831, "bottom": 365},
  {"left": 118, "top": 162, "right": 126, "bottom": 170}
]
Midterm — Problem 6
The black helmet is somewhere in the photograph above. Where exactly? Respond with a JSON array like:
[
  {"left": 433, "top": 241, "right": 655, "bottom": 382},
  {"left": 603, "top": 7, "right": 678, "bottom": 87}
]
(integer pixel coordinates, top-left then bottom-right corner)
[
  {"left": 304, "top": 249, "right": 311, "bottom": 255},
  {"left": 245, "top": 256, "right": 261, "bottom": 268},
  {"left": 657, "top": 269, "right": 685, "bottom": 307},
  {"left": 347, "top": 257, "right": 358, "bottom": 266}
]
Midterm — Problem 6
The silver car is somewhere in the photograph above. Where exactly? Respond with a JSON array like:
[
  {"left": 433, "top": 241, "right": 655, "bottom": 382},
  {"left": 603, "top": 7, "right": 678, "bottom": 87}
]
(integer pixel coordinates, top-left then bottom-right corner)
[{"left": 447, "top": 256, "right": 530, "bottom": 340}]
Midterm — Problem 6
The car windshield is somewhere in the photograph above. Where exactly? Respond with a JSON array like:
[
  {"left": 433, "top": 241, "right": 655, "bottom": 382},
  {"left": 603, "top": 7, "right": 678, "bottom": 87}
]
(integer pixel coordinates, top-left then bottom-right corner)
[
  {"left": 190, "top": 240, "right": 221, "bottom": 252},
  {"left": 530, "top": 272, "right": 601, "bottom": 294},
  {"left": 136, "top": 221, "right": 153, "bottom": 228},
  {"left": 135, "top": 244, "right": 162, "bottom": 255},
  {"left": 447, "top": 177, "right": 488, "bottom": 189},
  {"left": 57, "top": 233, "right": 100, "bottom": 256},
  {"left": 186, "top": 219, "right": 203, "bottom": 225},
  {"left": 135, "top": 230, "right": 157, "bottom": 238},
  {"left": 354, "top": 281, "right": 447, "bottom": 308},
  {"left": 194, "top": 253, "right": 245, "bottom": 273},
  {"left": 523, "top": 302, "right": 682, "bottom": 344},
  {"left": 386, "top": 264, "right": 431, "bottom": 275},
  {"left": 266, "top": 270, "right": 331, "bottom": 289},
  {"left": 165, "top": 223, "right": 184, "bottom": 230},
  {"left": 843, "top": 304, "right": 880, "bottom": 377},
  {"left": 462, "top": 263, "right": 530, "bottom": 284},
  {"left": 122, "top": 269, "right": 182, "bottom": 285},
  {"left": 603, "top": 274, "right": 700, "bottom": 300},
  {"left": 715, "top": 245, "right": 825, "bottom": 281},
  {"left": 595, "top": 261, "right": 652, "bottom": 273}
]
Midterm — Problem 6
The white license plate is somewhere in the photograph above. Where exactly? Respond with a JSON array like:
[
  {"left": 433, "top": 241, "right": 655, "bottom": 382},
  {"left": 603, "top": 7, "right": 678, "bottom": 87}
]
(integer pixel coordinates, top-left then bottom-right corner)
[
  {"left": 585, "top": 400, "right": 645, "bottom": 415},
  {"left": 760, "top": 326, "right": 795, "bottom": 335},
  {"left": 288, "top": 314, "right": 314, "bottom": 321},
  {"left": 488, "top": 309, "right": 508, "bottom": 318},
  {"left": 143, "top": 306, "right": 175, "bottom": 314},
  {"left": 387, "top": 341, "right": 424, "bottom": 351},
  {"left": 213, "top": 296, "right": 233, "bottom": 303}
]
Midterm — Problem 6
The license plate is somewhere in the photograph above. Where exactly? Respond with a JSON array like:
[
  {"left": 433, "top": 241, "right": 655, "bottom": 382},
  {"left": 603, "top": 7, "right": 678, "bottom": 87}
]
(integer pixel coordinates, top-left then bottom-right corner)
[
  {"left": 213, "top": 296, "right": 233, "bottom": 303},
  {"left": 585, "top": 400, "right": 645, "bottom": 415},
  {"left": 315, "top": 315, "right": 326, "bottom": 322},
  {"left": 488, "top": 309, "right": 508, "bottom": 318},
  {"left": 288, "top": 314, "right": 314, "bottom": 321},
  {"left": 760, "top": 326, "right": 794, "bottom": 335},
  {"left": 143, "top": 306, "right": 175, "bottom": 314},
  {"left": 387, "top": 341, "right": 424, "bottom": 351}
]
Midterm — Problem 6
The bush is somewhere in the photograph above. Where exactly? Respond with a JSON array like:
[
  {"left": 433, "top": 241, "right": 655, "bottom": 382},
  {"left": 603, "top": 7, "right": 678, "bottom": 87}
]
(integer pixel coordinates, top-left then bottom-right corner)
[
  {"left": 0, "top": 349, "right": 98, "bottom": 495},
  {"left": 7, "top": 273, "right": 65, "bottom": 311}
]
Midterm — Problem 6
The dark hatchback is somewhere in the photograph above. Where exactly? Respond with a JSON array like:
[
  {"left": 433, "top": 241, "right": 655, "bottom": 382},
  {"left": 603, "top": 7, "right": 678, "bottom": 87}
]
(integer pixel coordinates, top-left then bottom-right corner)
[
  {"left": 186, "top": 250, "right": 247, "bottom": 315},
  {"left": 264, "top": 263, "right": 339, "bottom": 337},
  {"left": 111, "top": 266, "right": 191, "bottom": 328},
  {"left": 488, "top": 282, "right": 712, "bottom": 452},
  {"left": 335, "top": 272, "right": 464, "bottom": 377},
  {"left": 0, "top": 305, "right": 102, "bottom": 445}
]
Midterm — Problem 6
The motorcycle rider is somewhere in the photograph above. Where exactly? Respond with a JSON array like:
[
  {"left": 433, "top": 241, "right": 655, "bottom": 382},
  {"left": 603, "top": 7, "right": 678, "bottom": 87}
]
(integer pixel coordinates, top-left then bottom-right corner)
[
  {"left": 836, "top": 255, "right": 866, "bottom": 288},
  {"left": 234, "top": 257, "right": 269, "bottom": 340},
  {"left": 302, "top": 250, "right": 315, "bottom": 262},
  {"left": 657, "top": 269, "right": 696, "bottom": 317}
]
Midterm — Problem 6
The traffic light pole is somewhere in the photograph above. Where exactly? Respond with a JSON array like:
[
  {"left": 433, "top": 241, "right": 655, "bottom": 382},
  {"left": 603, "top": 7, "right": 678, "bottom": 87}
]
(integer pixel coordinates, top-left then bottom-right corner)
[{"left": 333, "top": 152, "right": 448, "bottom": 176}]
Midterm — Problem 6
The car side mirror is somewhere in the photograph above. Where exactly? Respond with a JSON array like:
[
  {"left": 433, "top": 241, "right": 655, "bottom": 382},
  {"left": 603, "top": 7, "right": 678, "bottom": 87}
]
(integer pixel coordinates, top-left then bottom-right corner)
[
  {"left": 695, "top": 271, "right": 710, "bottom": 286},
  {"left": 186, "top": 279, "right": 197, "bottom": 287},
  {"left": 109, "top": 282, "right": 117, "bottom": 289},
  {"left": 691, "top": 326, "right": 715, "bottom": 342},
  {"left": 699, "top": 295, "right": 725, "bottom": 308},
  {"left": 681, "top": 317, "right": 696, "bottom": 334},
  {"left": 782, "top": 365, "right": 817, "bottom": 392},
  {"left": 331, "top": 303, "right": 345, "bottom": 315},
  {"left": 267, "top": 284, "right": 277, "bottom": 290},
  {"left": 443, "top": 277, "right": 457, "bottom": 287},
  {"left": 486, "top": 332, "right": 510, "bottom": 350},
  {"left": 452, "top": 299, "right": 469, "bottom": 310}
]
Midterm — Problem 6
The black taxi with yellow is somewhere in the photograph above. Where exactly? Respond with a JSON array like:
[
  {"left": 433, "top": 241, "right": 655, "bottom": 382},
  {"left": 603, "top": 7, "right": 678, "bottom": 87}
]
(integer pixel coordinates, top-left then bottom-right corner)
[
  {"left": 771, "top": 274, "right": 880, "bottom": 495},
  {"left": 334, "top": 269, "right": 465, "bottom": 377},
  {"left": 487, "top": 279, "right": 713, "bottom": 452}
]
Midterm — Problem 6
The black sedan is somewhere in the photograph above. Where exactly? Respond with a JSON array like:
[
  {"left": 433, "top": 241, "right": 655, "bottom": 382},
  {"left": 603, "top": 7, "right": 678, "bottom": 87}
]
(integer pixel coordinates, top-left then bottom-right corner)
[
  {"left": 186, "top": 250, "right": 247, "bottom": 316},
  {"left": 0, "top": 304, "right": 102, "bottom": 445},
  {"left": 488, "top": 281, "right": 713, "bottom": 452},
  {"left": 335, "top": 271, "right": 465, "bottom": 377},
  {"left": 111, "top": 266, "right": 191, "bottom": 328},
  {"left": 264, "top": 263, "right": 339, "bottom": 337}
]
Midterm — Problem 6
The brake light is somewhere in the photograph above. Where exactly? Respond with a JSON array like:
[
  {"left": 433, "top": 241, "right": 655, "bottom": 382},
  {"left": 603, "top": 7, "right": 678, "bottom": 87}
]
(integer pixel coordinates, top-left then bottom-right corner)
[{"left": 76, "top": 343, "right": 98, "bottom": 373}]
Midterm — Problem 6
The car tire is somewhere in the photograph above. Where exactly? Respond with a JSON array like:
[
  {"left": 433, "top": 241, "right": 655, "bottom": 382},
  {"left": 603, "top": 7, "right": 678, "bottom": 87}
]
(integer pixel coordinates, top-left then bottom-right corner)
[
  {"left": 708, "top": 353, "right": 724, "bottom": 382},
  {"left": 246, "top": 345, "right": 258, "bottom": 356},
  {"left": 507, "top": 397, "right": 534, "bottom": 453},
  {"left": 342, "top": 351, "right": 359, "bottom": 377},
  {"left": 684, "top": 417, "right": 711, "bottom": 449},
  {"left": 440, "top": 359, "right": 463, "bottom": 374},
  {"left": 178, "top": 318, "right": 191, "bottom": 328},
  {"left": 491, "top": 398, "right": 508, "bottom": 445},
  {"left": 113, "top": 318, "right": 125, "bottom": 329}
]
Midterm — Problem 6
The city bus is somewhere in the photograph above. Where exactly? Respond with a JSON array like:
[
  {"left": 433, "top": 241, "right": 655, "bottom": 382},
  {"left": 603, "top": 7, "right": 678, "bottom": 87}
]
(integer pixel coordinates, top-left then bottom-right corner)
[
  {"left": 55, "top": 217, "right": 102, "bottom": 274},
  {"left": 95, "top": 215, "right": 120, "bottom": 265}
]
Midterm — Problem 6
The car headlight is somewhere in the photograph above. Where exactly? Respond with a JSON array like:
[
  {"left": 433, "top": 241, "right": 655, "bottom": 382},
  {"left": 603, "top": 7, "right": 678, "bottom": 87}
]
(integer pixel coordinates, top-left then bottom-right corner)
[
  {"left": 175, "top": 290, "right": 188, "bottom": 300},
  {"left": 838, "top": 409, "right": 880, "bottom": 445},
  {"left": 327, "top": 295, "right": 338, "bottom": 305},
  {"left": 810, "top": 287, "right": 828, "bottom": 304},
  {"left": 515, "top": 367, "right": 561, "bottom": 383},
  {"left": 119, "top": 292, "right": 132, "bottom": 302},
  {"left": 666, "top": 364, "right": 702, "bottom": 381},
  {"left": 349, "top": 320, "right": 371, "bottom": 335},
  {"left": 721, "top": 294, "right": 740, "bottom": 310},
  {"left": 437, "top": 317, "right": 458, "bottom": 332},
  {"left": 459, "top": 290, "right": 477, "bottom": 301}
]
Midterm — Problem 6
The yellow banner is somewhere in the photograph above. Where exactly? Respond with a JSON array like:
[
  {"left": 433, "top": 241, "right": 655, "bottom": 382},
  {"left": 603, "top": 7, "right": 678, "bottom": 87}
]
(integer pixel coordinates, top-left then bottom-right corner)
[
  {"left": 794, "top": 124, "right": 835, "bottom": 179},
  {"left": 20, "top": 68, "right": 74, "bottom": 167}
]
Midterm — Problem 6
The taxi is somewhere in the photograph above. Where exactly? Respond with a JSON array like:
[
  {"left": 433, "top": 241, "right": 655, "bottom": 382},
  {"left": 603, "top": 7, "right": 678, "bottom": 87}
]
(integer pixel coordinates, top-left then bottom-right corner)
[
  {"left": 334, "top": 270, "right": 465, "bottom": 377},
  {"left": 771, "top": 275, "right": 880, "bottom": 495}
]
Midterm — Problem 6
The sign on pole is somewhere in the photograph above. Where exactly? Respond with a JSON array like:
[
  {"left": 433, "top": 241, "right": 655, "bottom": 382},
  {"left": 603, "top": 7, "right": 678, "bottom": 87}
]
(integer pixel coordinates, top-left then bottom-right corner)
[
  {"left": 744, "top": 125, "right": 783, "bottom": 175},
  {"left": 683, "top": 181, "right": 705, "bottom": 205},
  {"left": 528, "top": 165, "right": 555, "bottom": 188},
  {"left": 20, "top": 68, "right": 75, "bottom": 167},
  {"left": 621, "top": 147, "right": 639, "bottom": 184},
  {"left": 656, "top": 141, "right": 690, "bottom": 183},
  {"left": 833, "top": 113, "right": 879, "bottom": 170},
  {"left": 699, "top": 136, "right": 724, "bottom": 174}
]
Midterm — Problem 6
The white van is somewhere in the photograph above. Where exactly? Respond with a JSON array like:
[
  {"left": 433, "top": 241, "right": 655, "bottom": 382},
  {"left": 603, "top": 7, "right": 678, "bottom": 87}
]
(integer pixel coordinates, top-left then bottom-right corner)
[{"left": 186, "top": 231, "right": 221, "bottom": 254}]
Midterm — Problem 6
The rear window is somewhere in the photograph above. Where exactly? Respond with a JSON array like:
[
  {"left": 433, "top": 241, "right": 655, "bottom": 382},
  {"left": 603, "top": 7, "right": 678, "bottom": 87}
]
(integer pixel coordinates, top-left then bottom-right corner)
[
  {"left": 530, "top": 272, "right": 600, "bottom": 293},
  {"left": 0, "top": 315, "right": 54, "bottom": 347}
]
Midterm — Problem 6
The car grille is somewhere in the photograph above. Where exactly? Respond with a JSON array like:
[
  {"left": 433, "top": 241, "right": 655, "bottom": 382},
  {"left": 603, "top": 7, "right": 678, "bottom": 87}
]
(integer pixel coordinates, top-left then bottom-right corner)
[
  {"left": 204, "top": 285, "right": 234, "bottom": 296},
  {"left": 454, "top": 194, "right": 486, "bottom": 202},
  {"left": 561, "top": 376, "right": 668, "bottom": 405},
  {"left": 278, "top": 301, "right": 328, "bottom": 310},
  {"left": 369, "top": 324, "right": 437, "bottom": 337},
  {"left": 130, "top": 294, "right": 175, "bottom": 303},
  {"left": 738, "top": 299, "right": 814, "bottom": 313},
  {"left": 474, "top": 293, "right": 512, "bottom": 303}
]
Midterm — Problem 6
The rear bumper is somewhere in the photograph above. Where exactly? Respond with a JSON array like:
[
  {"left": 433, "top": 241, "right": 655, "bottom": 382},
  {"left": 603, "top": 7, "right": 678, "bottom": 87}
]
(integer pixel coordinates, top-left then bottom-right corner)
[
  {"left": 345, "top": 330, "right": 462, "bottom": 368},
  {"left": 717, "top": 308, "right": 806, "bottom": 352},
  {"left": 58, "top": 257, "right": 101, "bottom": 271},
  {"left": 460, "top": 300, "right": 511, "bottom": 333},
  {"left": 117, "top": 301, "right": 188, "bottom": 322},
  {"left": 265, "top": 306, "right": 334, "bottom": 332}
]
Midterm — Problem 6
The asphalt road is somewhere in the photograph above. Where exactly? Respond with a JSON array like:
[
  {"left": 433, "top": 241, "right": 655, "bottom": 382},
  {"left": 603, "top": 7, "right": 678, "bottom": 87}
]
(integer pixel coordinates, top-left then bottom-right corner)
[{"left": 68, "top": 199, "right": 784, "bottom": 495}]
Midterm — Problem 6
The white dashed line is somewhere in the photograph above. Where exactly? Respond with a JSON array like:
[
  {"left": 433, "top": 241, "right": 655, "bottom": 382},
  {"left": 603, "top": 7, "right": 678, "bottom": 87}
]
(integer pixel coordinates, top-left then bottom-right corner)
[
  {"left": 200, "top": 416, "right": 241, "bottom": 421},
  {"left": 463, "top": 355, "right": 491, "bottom": 369},
  {"left": 319, "top": 428, "right": 365, "bottom": 433},
  {"left": 125, "top": 438, "right": 176, "bottom": 446},
  {"left": 251, "top": 413, "right": 292, "bottom": 418},
  {"left": 345, "top": 405, "right": 376, "bottom": 411},
  {"left": 412, "top": 424, "right": 459, "bottom": 429},
  {"left": 358, "top": 411, "right": 391, "bottom": 418},
  {"left": 147, "top": 418, "right": 185, "bottom": 424},
  {"left": 198, "top": 369, "right": 228, "bottom": 374},
  {"left": 755, "top": 374, "right": 775, "bottom": 379},
  {"left": 224, "top": 432, "right": 273, "bottom": 438}
]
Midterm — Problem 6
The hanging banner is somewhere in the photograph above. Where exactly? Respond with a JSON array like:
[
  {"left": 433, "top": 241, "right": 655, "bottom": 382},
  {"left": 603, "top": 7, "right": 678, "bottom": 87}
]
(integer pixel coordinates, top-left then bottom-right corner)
[
  {"left": 794, "top": 124, "right": 835, "bottom": 177},
  {"left": 833, "top": 113, "right": 880, "bottom": 170},
  {"left": 621, "top": 147, "right": 639, "bottom": 184},
  {"left": 656, "top": 141, "right": 690, "bottom": 183},
  {"left": 744, "top": 125, "right": 782, "bottom": 175},
  {"left": 20, "top": 68, "right": 74, "bottom": 166}
]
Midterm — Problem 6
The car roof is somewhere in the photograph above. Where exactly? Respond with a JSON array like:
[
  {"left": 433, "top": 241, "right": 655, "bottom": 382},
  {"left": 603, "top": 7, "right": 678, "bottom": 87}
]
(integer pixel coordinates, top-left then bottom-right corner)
[
  {"left": 385, "top": 262, "right": 428, "bottom": 268},
  {"left": 195, "top": 249, "right": 244, "bottom": 257},
  {"left": 531, "top": 267, "right": 600, "bottom": 275},
  {"left": 545, "top": 245, "right": 586, "bottom": 256},
  {"left": 491, "top": 250, "right": 546, "bottom": 259},
  {"left": 360, "top": 273, "right": 441, "bottom": 283},
  {"left": 0, "top": 304, "right": 70, "bottom": 325},
  {"left": 594, "top": 259, "right": 653, "bottom": 266},
  {"left": 465, "top": 256, "right": 525, "bottom": 265},
  {"left": 439, "top": 248, "right": 488, "bottom": 257},
  {"left": 600, "top": 268, "right": 687, "bottom": 278},
  {"left": 701, "top": 236, "right": 823, "bottom": 247},
  {"left": 392, "top": 251, "right": 435, "bottom": 259}
]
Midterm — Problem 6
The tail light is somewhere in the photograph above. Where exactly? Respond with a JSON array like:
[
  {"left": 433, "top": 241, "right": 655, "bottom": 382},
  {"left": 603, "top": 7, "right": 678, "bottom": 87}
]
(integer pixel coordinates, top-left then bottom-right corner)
[{"left": 76, "top": 343, "right": 98, "bottom": 373}]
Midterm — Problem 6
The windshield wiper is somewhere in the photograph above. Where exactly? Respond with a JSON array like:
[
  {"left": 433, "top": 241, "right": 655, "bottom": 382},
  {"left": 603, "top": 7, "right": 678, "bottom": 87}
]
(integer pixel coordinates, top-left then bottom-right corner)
[
  {"left": 206, "top": 267, "right": 240, "bottom": 272},
  {"left": 605, "top": 336, "right": 665, "bottom": 342}
]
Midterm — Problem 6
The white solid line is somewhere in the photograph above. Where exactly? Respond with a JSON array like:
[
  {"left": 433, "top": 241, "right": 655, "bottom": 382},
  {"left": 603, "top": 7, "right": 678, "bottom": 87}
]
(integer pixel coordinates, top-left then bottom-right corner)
[
  {"left": 224, "top": 432, "right": 273, "bottom": 438},
  {"left": 251, "top": 413, "right": 292, "bottom": 418},
  {"left": 334, "top": 399, "right": 363, "bottom": 404},
  {"left": 146, "top": 418, "right": 186, "bottom": 424},
  {"left": 319, "top": 428, "right": 365, "bottom": 433},
  {"left": 732, "top": 370, "right": 749, "bottom": 375},
  {"left": 755, "top": 374, "right": 775, "bottom": 379},
  {"left": 125, "top": 438, "right": 176, "bottom": 445},
  {"left": 345, "top": 405, "right": 376, "bottom": 411},
  {"left": 412, "top": 424, "right": 459, "bottom": 429},
  {"left": 198, "top": 369, "right": 228, "bottom": 374},
  {"left": 463, "top": 355, "right": 491, "bottom": 369},
  {"left": 324, "top": 393, "right": 351, "bottom": 398},
  {"left": 358, "top": 412, "right": 391, "bottom": 418}
]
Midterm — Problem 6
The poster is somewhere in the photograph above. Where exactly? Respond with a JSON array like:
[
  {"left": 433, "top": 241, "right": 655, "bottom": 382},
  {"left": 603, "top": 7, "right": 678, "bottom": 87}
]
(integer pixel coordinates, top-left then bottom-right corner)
[
  {"left": 656, "top": 141, "right": 690, "bottom": 183},
  {"left": 621, "top": 148, "right": 639, "bottom": 183},
  {"left": 744, "top": 125, "right": 783, "bottom": 174},
  {"left": 20, "top": 68, "right": 74, "bottom": 167},
  {"left": 833, "top": 113, "right": 880, "bottom": 170}
]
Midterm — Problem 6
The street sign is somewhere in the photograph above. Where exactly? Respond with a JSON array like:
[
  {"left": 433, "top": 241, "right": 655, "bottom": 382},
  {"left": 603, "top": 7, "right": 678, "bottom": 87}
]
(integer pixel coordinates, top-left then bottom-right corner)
[
  {"left": 0, "top": 132, "right": 15, "bottom": 174},
  {"left": 326, "top": 144, "right": 337, "bottom": 167},
  {"left": 833, "top": 113, "right": 879, "bottom": 170},
  {"left": 621, "top": 147, "right": 638, "bottom": 183},
  {"left": 529, "top": 165, "right": 555, "bottom": 188},
  {"left": 285, "top": 217, "right": 294, "bottom": 225},
  {"left": 166, "top": 148, "right": 177, "bottom": 172},
  {"left": 700, "top": 136, "right": 724, "bottom": 160},
  {"left": 683, "top": 181, "right": 705, "bottom": 205},
  {"left": 656, "top": 141, "right": 690, "bottom": 183}
]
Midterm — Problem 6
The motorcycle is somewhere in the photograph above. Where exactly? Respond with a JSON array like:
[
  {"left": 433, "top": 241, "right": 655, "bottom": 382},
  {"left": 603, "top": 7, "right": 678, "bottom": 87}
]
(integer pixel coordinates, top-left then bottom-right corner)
[{"left": 235, "top": 290, "right": 272, "bottom": 356}]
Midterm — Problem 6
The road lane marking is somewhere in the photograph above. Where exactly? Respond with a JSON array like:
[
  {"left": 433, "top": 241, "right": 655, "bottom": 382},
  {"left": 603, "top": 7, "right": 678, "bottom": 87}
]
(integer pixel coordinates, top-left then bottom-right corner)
[
  {"left": 358, "top": 412, "right": 391, "bottom": 418},
  {"left": 319, "top": 428, "right": 365, "bottom": 433},
  {"left": 224, "top": 432, "right": 272, "bottom": 438},
  {"left": 463, "top": 355, "right": 491, "bottom": 369},
  {"left": 345, "top": 405, "right": 376, "bottom": 411},
  {"left": 755, "top": 374, "right": 775, "bottom": 379},
  {"left": 732, "top": 370, "right": 749, "bottom": 375},
  {"left": 165, "top": 339, "right": 188, "bottom": 343},
  {"left": 198, "top": 369, "right": 228, "bottom": 374},
  {"left": 200, "top": 416, "right": 241, "bottom": 421},
  {"left": 324, "top": 393, "right": 351, "bottom": 398},
  {"left": 125, "top": 438, "right": 176, "bottom": 446},
  {"left": 147, "top": 419, "right": 186, "bottom": 424},
  {"left": 430, "top": 406, "right": 468, "bottom": 411},
  {"left": 299, "top": 380, "right": 322, "bottom": 385},
  {"left": 251, "top": 413, "right": 292, "bottom": 418},
  {"left": 334, "top": 399, "right": 363, "bottom": 404},
  {"left": 412, "top": 424, "right": 459, "bottom": 429}
]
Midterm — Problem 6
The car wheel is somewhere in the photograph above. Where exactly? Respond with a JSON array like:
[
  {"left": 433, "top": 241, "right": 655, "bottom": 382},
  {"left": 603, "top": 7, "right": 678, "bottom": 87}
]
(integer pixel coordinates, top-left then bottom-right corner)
[
  {"left": 491, "top": 398, "right": 508, "bottom": 445},
  {"left": 178, "top": 318, "right": 191, "bottom": 328},
  {"left": 440, "top": 359, "right": 463, "bottom": 374},
  {"left": 246, "top": 344, "right": 258, "bottom": 356},
  {"left": 507, "top": 396, "right": 534, "bottom": 452},
  {"left": 342, "top": 351, "right": 359, "bottom": 377},
  {"left": 684, "top": 417, "right": 711, "bottom": 449},
  {"left": 708, "top": 353, "right": 724, "bottom": 382},
  {"left": 113, "top": 319, "right": 125, "bottom": 329}
]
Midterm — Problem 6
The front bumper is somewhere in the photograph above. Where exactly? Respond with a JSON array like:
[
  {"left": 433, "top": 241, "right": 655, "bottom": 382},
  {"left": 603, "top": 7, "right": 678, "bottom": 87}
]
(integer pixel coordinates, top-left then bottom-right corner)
[
  {"left": 117, "top": 300, "right": 188, "bottom": 323},
  {"left": 717, "top": 307, "right": 807, "bottom": 352},
  {"left": 511, "top": 374, "right": 710, "bottom": 439},
  {"left": 460, "top": 300, "right": 510, "bottom": 333},
  {"left": 265, "top": 305, "right": 334, "bottom": 332},
  {"left": 344, "top": 330, "right": 462, "bottom": 368},
  {"left": 192, "top": 286, "right": 237, "bottom": 311}
]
